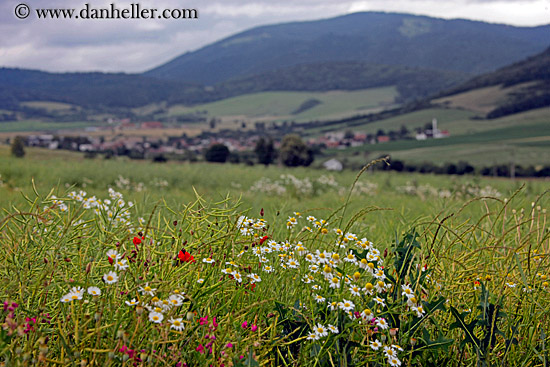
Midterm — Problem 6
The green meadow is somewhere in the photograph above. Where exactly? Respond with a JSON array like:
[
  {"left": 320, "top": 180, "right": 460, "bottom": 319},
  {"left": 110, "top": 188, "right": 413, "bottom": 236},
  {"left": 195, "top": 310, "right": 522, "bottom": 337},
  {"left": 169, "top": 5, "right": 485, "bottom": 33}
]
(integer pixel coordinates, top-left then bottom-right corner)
[
  {"left": 0, "top": 146, "right": 549, "bottom": 366},
  {"left": 166, "top": 87, "right": 398, "bottom": 123}
]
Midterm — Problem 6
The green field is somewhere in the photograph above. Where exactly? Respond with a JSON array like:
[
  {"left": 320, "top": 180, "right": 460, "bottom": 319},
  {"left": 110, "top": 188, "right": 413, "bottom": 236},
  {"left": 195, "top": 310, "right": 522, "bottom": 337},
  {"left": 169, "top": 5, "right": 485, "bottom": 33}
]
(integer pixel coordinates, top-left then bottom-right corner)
[
  {"left": 1, "top": 146, "right": 549, "bottom": 366},
  {"left": 20, "top": 101, "right": 78, "bottom": 112},
  {"left": 324, "top": 107, "right": 550, "bottom": 167},
  {"left": 166, "top": 87, "right": 398, "bottom": 123},
  {"left": 0, "top": 120, "right": 101, "bottom": 133},
  {"left": 0, "top": 146, "right": 546, "bottom": 238}
]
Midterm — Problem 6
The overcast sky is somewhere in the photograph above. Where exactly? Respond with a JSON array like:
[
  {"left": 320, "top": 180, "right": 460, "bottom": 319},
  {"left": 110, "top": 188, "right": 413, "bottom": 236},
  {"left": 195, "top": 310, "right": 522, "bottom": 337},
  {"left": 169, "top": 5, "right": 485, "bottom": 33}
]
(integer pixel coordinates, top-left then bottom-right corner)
[{"left": 1, "top": 0, "right": 548, "bottom": 73}]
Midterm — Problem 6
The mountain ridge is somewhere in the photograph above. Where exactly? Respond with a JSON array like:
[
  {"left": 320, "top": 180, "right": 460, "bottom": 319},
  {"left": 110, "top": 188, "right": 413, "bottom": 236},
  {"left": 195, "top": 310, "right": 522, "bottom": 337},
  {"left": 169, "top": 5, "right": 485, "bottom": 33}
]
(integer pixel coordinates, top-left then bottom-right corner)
[{"left": 144, "top": 11, "right": 550, "bottom": 84}]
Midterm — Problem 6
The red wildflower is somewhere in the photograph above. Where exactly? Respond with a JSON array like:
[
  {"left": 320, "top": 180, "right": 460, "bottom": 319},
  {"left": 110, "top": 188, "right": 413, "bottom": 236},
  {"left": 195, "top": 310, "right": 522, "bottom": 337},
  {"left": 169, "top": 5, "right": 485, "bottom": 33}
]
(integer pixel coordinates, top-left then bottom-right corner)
[
  {"left": 259, "top": 235, "right": 269, "bottom": 245},
  {"left": 133, "top": 236, "right": 142, "bottom": 245},
  {"left": 178, "top": 249, "right": 195, "bottom": 263}
]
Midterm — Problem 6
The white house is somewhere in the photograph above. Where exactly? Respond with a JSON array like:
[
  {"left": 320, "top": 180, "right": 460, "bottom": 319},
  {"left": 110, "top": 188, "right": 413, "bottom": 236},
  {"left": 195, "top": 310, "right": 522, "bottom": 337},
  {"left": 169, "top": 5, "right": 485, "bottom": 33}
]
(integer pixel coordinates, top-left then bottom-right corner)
[{"left": 323, "top": 159, "right": 343, "bottom": 171}]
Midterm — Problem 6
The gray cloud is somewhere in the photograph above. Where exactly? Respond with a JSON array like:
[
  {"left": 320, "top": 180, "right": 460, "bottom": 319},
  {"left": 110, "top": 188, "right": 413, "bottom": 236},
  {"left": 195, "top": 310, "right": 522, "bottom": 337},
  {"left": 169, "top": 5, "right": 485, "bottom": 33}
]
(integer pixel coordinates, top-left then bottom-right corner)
[{"left": 0, "top": 0, "right": 548, "bottom": 73}]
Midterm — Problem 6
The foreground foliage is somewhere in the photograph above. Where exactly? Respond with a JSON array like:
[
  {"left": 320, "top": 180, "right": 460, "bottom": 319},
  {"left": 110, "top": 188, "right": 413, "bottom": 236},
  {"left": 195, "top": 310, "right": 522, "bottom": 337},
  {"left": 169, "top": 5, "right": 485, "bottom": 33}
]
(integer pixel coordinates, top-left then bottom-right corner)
[{"left": 0, "top": 181, "right": 549, "bottom": 366}]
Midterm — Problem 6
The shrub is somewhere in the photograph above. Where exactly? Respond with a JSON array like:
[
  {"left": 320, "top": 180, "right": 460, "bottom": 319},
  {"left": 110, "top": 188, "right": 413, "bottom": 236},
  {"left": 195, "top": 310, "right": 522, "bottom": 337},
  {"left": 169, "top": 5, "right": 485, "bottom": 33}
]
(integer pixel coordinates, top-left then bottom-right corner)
[
  {"left": 204, "top": 143, "right": 230, "bottom": 163},
  {"left": 10, "top": 136, "right": 25, "bottom": 158},
  {"left": 279, "top": 134, "right": 313, "bottom": 167}
]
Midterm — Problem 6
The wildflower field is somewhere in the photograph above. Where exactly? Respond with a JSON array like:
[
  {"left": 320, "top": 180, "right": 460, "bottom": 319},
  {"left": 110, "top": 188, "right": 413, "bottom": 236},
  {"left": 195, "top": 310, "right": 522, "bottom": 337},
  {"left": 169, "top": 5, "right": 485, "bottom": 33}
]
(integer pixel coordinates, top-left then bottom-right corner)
[{"left": 0, "top": 148, "right": 549, "bottom": 366}]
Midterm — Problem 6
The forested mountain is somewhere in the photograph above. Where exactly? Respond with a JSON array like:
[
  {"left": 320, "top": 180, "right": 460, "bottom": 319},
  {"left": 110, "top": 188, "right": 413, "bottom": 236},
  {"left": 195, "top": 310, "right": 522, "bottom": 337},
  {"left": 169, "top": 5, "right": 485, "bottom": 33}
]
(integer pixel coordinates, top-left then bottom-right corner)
[{"left": 145, "top": 12, "right": 550, "bottom": 84}]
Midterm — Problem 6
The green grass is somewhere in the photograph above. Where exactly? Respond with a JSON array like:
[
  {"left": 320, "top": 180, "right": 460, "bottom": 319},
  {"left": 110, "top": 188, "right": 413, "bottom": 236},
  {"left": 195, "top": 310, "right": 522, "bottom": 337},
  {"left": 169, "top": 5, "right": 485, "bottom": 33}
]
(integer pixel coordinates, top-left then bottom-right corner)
[
  {"left": 0, "top": 146, "right": 546, "bottom": 238},
  {"left": 308, "top": 108, "right": 478, "bottom": 137},
  {"left": 0, "top": 147, "right": 549, "bottom": 366},
  {"left": 166, "top": 87, "right": 398, "bottom": 122},
  {"left": 0, "top": 120, "right": 100, "bottom": 132}
]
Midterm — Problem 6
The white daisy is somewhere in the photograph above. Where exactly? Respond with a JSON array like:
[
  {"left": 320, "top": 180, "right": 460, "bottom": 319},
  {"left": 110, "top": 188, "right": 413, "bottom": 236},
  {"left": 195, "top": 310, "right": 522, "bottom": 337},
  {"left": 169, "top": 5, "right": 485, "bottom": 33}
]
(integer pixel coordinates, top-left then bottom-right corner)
[
  {"left": 149, "top": 311, "right": 164, "bottom": 324},
  {"left": 167, "top": 294, "right": 184, "bottom": 307},
  {"left": 370, "top": 339, "right": 382, "bottom": 350},
  {"left": 411, "top": 305, "right": 426, "bottom": 318},
  {"left": 349, "top": 285, "right": 362, "bottom": 297},
  {"left": 248, "top": 273, "right": 262, "bottom": 283},
  {"left": 103, "top": 271, "right": 119, "bottom": 284},
  {"left": 377, "top": 318, "right": 389, "bottom": 330},
  {"left": 169, "top": 317, "right": 185, "bottom": 331},
  {"left": 60, "top": 293, "right": 73, "bottom": 303},
  {"left": 233, "top": 271, "right": 243, "bottom": 283},
  {"left": 339, "top": 299, "right": 355, "bottom": 312},
  {"left": 313, "top": 294, "right": 326, "bottom": 303},
  {"left": 106, "top": 249, "right": 120, "bottom": 262},
  {"left": 138, "top": 283, "right": 156, "bottom": 296},
  {"left": 401, "top": 284, "right": 414, "bottom": 298},
  {"left": 306, "top": 332, "right": 319, "bottom": 340},
  {"left": 125, "top": 298, "right": 139, "bottom": 306},
  {"left": 314, "top": 324, "right": 328, "bottom": 338},
  {"left": 114, "top": 259, "right": 129, "bottom": 271},
  {"left": 388, "top": 357, "right": 402, "bottom": 367},
  {"left": 373, "top": 296, "right": 386, "bottom": 307},
  {"left": 87, "top": 286, "right": 101, "bottom": 296}
]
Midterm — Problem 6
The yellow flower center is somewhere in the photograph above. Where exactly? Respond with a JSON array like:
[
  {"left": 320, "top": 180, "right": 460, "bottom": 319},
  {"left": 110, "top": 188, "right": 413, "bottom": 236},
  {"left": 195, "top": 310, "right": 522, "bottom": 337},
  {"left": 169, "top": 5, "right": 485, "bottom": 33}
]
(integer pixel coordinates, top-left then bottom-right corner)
[
  {"left": 365, "top": 283, "right": 373, "bottom": 291},
  {"left": 107, "top": 276, "right": 113, "bottom": 281}
]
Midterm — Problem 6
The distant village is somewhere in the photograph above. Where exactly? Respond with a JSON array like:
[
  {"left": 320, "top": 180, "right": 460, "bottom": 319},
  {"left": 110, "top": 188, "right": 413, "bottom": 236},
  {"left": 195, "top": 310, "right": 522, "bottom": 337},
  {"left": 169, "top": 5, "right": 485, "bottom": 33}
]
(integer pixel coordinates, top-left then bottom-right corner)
[{"left": 21, "top": 118, "right": 449, "bottom": 160}]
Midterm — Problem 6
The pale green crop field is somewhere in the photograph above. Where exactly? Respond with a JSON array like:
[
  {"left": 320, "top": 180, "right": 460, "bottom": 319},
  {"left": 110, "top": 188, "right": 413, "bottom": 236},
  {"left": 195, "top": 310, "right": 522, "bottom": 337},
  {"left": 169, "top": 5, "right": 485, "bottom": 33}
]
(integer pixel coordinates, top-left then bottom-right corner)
[{"left": 166, "top": 87, "right": 398, "bottom": 122}]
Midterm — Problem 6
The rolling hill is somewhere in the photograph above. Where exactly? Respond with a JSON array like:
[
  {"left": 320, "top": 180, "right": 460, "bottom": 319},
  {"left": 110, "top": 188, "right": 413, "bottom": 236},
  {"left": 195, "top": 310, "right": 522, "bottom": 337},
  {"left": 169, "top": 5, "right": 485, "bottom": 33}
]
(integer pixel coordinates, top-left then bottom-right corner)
[
  {"left": 0, "top": 68, "right": 208, "bottom": 110},
  {"left": 0, "top": 61, "right": 465, "bottom": 113},
  {"left": 433, "top": 47, "right": 550, "bottom": 117},
  {"left": 145, "top": 12, "right": 550, "bottom": 85},
  {"left": 214, "top": 62, "right": 468, "bottom": 103}
]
